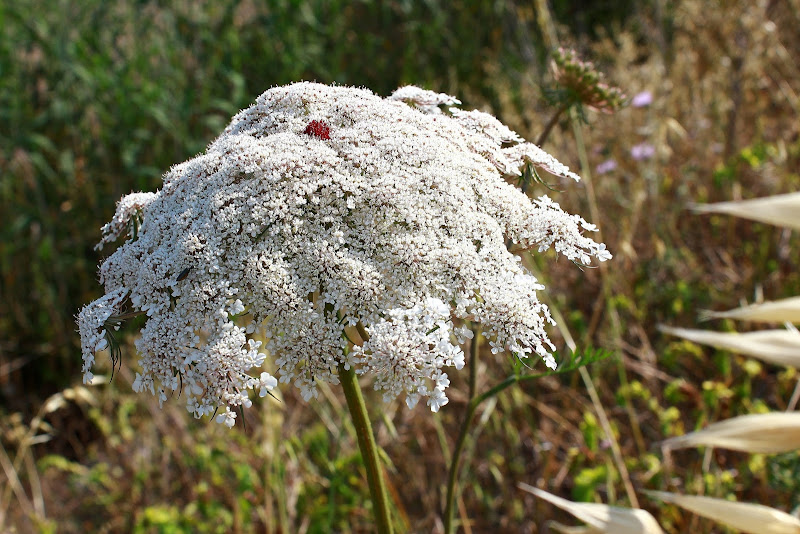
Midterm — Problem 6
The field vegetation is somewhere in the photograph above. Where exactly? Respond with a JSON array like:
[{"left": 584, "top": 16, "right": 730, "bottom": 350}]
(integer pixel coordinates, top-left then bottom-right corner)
[{"left": 2, "top": 0, "right": 799, "bottom": 532}]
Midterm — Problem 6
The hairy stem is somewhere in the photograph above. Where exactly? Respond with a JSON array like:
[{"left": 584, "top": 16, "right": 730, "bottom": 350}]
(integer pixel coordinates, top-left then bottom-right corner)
[{"left": 338, "top": 363, "right": 393, "bottom": 534}]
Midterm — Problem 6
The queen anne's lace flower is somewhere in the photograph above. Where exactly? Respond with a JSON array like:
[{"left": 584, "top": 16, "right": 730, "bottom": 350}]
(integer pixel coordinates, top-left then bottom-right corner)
[
  {"left": 95, "top": 192, "right": 157, "bottom": 251},
  {"left": 389, "top": 85, "right": 461, "bottom": 113},
  {"left": 77, "top": 287, "right": 128, "bottom": 384},
  {"left": 78, "top": 82, "right": 610, "bottom": 426}
]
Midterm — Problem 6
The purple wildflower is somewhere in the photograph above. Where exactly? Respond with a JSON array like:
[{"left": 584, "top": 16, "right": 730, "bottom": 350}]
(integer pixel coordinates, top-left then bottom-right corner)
[
  {"left": 595, "top": 159, "right": 618, "bottom": 175},
  {"left": 631, "top": 91, "right": 653, "bottom": 108},
  {"left": 631, "top": 143, "right": 656, "bottom": 161}
]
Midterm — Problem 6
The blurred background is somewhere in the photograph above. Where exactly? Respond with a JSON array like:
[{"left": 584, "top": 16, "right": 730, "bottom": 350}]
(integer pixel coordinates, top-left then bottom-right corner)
[{"left": 1, "top": 0, "right": 799, "bottom": 532}]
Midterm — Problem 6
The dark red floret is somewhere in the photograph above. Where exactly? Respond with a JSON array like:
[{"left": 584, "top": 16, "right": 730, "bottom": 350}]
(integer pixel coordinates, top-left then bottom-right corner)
[{"left": 303, "top": 120, "right": 331, "bottom": 140}]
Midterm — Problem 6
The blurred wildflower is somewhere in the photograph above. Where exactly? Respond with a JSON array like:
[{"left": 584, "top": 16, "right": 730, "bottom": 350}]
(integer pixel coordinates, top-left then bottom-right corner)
[
  {"left": 662, "top": 412, "right": 800, "bottom": 453},
  {"left": 647, "top": 491, "right": 800, "bottom": 534},
  {"left": 630, "top": 143, "right": 655, "bottom": 161},
  {"left": 520, "top": 484, "right": 665, "bottom": 534},
  {"left": 595, "top": 159, "right": 618, "bottom": 175},
  {"left": 551, "top": 48, "right": 626, "bottom": 113},
  {"left": 631, "top": 91, "right": 653, "bottom": 108},
  {"left": 78, "top": 82, "right": 610, "bottom": 426}
]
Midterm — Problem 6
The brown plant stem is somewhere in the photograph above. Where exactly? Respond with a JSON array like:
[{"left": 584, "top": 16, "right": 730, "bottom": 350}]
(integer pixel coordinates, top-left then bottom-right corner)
[{"left": 536, "top": 102, "right": 570, "bottom": 148}]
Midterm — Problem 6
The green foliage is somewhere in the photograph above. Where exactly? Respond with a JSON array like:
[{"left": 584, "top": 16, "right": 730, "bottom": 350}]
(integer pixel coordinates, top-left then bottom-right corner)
[
  {"left": 515, "top": 346, "right": 613, "bottom": 380},
  {"left": 135, "top": 504, "right": 234, "bottom": 534},
  {"left": 714, "top": 142, "right": 782, "bottom": 188},
  {"left": 572, "top": 464, "right": 609, "bottom": 502},
  {"left": 579, "top": 411, "right": 600, "bottom": 453},
  {"left": 0, "top": 0, "right": 537, "bottom": 394},
  {"left": 766, "top": 453, "right": 800, "bottom": 509},
  {"left": 290, "top": 423, "right": 376, "bottom": 533},
  {"left": 25, "top": 389, "right": 382, "bottom": 533}
]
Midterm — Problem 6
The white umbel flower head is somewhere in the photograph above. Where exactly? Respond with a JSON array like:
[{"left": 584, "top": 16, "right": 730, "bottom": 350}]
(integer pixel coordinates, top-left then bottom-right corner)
[{"left": 78, "top": 82, "right": 610, "bottom": 426}]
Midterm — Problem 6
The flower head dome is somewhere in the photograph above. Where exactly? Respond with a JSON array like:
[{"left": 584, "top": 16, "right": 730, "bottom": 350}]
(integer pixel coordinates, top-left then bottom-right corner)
[{"left": 78, "top": 82, "right": 610, "bottom": 425}]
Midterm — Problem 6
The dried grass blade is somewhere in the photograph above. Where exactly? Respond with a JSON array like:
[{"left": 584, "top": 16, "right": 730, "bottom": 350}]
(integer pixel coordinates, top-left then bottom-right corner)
[
  {"left": 663, "top": 412, "right": 800, "bottom": 453},
  {"left": 647, "top": 491, "right": 800, "bottom": 534},
  {"left": 690, "top": 192, "right": 800, "bottom": 230},
  {"left": 701, "top": 297, "right": 800, "bottom": 324},
  {"left": 519, "top": 484, "right": 665, "bottom": 534},
  {"left": 659, "top": 326, "right": 800, "bottom": 368}
]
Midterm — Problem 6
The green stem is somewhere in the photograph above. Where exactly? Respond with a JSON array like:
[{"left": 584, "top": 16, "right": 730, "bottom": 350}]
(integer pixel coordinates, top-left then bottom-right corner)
[
  {"left": 443, "top": 356, "right": 555, "bottom": 532},
  {"left": 338, "top": 362, "right": 393, "bottom": 534},
  {"left": 443, "top": 327, "right": 481, "bottom": 534},
  {"left": 442, "top": 400, "right": 476, "bottom": 534}
]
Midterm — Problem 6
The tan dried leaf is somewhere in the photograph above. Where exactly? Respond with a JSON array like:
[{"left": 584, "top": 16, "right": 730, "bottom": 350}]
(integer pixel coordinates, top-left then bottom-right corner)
[
  {"left": 701, "top": 296, "right": 800, "bottom": 324},
  {"left": 691, "top": 192, "right": 800, "bottom": 230},
  {"left": 660, "top": 326, "right": 800, "bottom": 368},
  {"left": 520, "top": 484, "right": 664, "bottom": 534},
  {"left": 663, "top": 412, "right": 800, "bottom": 453},
  {"left": 647, "top": 491, "right": 800, "bottom": 534}
]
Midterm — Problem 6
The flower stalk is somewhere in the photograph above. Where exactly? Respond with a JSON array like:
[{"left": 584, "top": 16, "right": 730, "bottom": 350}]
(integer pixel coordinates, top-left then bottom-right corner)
[
  {"left": 443, "top": 326, "right": 481, "bottom": 533},
  {"left": 78, "top": 82, "right": 610, "bottom": 425},
  {"left": 338, "top": 362, "right": 394, "bottom": 534},
  {"left": 76, "top": 81, "right": 612, "bottom": 530}
]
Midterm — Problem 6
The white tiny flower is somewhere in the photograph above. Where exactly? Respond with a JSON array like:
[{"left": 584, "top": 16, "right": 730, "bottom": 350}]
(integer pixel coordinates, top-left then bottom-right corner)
[
  {"left": 78, "top": 82, "right": 610, "bottom": 426},
  {"left": 94, "top": 337, "right": 108, "bottom": 352},
  {"left": 503, "top": 143, "right": 582, "bottom": 182},
  {"left": 427, "top": 387, "right": 449, "bottom": 412},
  {"left": 595, "top": 244, "right": 613, "bottom": 262},
  {"left": 95, "top": 192, "right": 157, "bottom": 251},
  {"left": 454, "top": 324, "right": 474, "bottom": 344},
  {"left": 389, "top": 85, "right": 461, "bottom": 113},
  {"left": 449, "top": 108, "right": 524, "bottom": 144},
  {"left": 259, "top": 372, "right": 278, "bottom": 397},
  {"left": 229, "top": 299, "right": 245, "bottom": 316},
  {"left": 216, "top": 407, "right": 237, "bottom": 428}
]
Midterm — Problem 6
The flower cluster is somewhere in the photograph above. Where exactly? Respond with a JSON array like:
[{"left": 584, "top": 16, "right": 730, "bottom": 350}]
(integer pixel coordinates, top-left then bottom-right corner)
[
  {"left": 78, "top": 82, "right": 610, "bottom": 426},
  {"left": 551, "top": 47, "right": 626, "bottom": 113}
]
